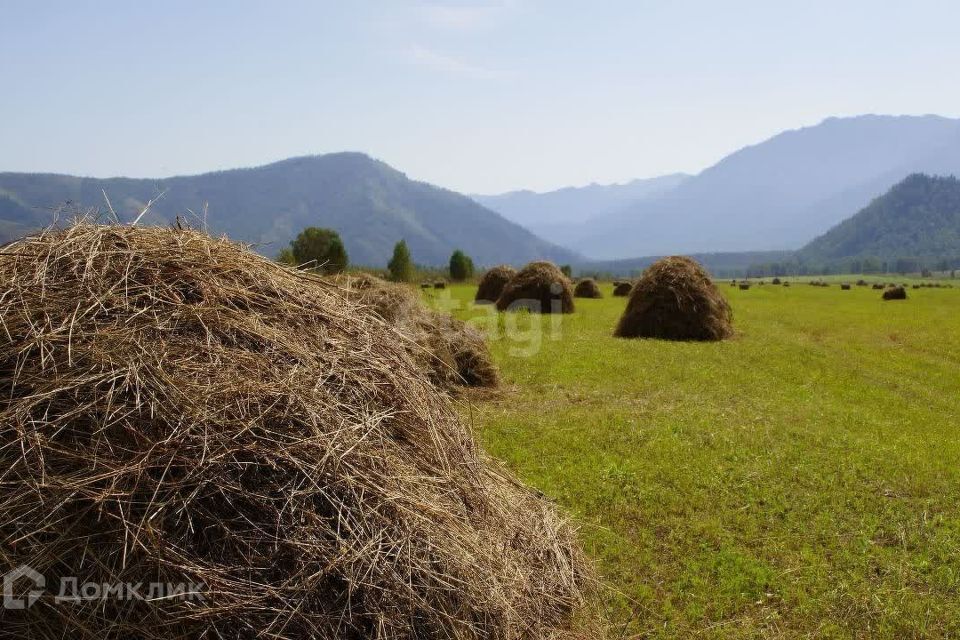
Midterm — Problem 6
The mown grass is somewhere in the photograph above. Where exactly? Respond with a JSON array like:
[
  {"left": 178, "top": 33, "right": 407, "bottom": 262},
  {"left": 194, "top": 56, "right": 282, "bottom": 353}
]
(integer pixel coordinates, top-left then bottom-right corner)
[{"left": 427, "top": 280, "right": 960, "bottom": 639}]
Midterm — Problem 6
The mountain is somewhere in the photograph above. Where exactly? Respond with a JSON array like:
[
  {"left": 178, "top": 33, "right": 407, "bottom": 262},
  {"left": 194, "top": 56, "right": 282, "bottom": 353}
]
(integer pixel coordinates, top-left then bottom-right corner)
[
  {"left": 472, "top": 174, "right": 689, "bottom": 246},
  {"left": 577, "top": 250, "right": 795, "bottom": 278},
  {"left": 0, "top": 153, "right": 580, "bottom": 267},
  {"left": 800, "top": 174, "right": 960, "bottom": 261},
  {"left": 571, "top": 115, "right": 960, "bottom": 260}
]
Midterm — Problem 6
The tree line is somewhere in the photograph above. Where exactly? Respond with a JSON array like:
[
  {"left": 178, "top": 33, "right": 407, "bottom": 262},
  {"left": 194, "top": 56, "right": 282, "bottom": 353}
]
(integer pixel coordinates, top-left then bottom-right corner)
[{"left": 278, "top": 227, "right": 479, "bottom": 283}]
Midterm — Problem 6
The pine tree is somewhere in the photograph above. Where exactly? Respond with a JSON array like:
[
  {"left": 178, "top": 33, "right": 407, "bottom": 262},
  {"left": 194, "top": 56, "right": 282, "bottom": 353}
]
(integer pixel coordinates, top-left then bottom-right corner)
[
  {"left": 448, "top": 249, "right": 474, "bottom": 282},
  {"left": 388, "top": 240, "right": 414, "bottom": 282}
]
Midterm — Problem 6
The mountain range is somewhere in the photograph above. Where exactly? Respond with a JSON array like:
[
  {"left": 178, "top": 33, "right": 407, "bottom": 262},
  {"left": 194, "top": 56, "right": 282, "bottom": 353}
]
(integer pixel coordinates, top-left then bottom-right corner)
[
  {"left": 476, "top": 114, "right": 960, "bottom": 260},
  {"left": 471, "top": 174, "right": 689, "bottom": 247},
  {"left": 0, "top": 153, "right": 579, "bottom": 267},
  {"left": 2, "top": 114, "right": 960, "bottom": 272},
  {"left": 800, "top": 173, "right": 960, "bottom": 262}
]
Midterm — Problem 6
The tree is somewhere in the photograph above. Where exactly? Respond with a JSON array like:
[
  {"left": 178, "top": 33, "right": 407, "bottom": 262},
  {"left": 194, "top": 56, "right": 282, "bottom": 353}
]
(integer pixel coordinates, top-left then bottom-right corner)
[
  {"left": 276, "top": 247, "right": 296, "bottom": 266},
  {"left": 560, "top": 264, "right": 572, "bottom": 278},
  {"left": 289, "top": 227, "right": 348, "bottom": 274},
  {"left": 388, "top": 240, "right": 413, "bottom": 282},
  {"left": 448, "top": 249, "right": 475, "bottom": 282}
]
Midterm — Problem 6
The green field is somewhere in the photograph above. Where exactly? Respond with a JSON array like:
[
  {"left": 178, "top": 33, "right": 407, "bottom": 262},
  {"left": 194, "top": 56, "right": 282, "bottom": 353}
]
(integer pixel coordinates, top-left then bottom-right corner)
[{"left": 428, "top": 280, "right": 960, "bottom": 639}]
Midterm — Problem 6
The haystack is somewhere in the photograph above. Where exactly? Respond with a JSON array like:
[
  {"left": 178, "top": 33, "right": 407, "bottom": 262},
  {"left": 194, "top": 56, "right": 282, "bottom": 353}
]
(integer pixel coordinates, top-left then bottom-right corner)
[
  {"left": 573, "top": 278, "right": 603, "bottom": 298},
  {"left": 739, "top": 283, "right": 751, "bottom": 290},
  {"left": 495, "top": 261, "right": 574, "bottom": 313},
  {"left": 872, "top": 283, "right": 885, "bottom": 290},
  {"left": 614, "top": 256, "right": 733, "bottom": 341},
  {"left": 883, "top": 285, "right": 908, "bottom": 300},
  {"left": 772, "top": 277, "right": 781, "bottom": 285},
  {"left": 329, "top": 273, "right": 499, "bottom": 390},
  {"left": 841, "top": 283, "right": 851, "bottom": 290},
  {"left": 434, "top": 280, "right": 446, "bottom": 289},
  {"left": 475, "top": 265, "right": 517, "bottom": 304},
  {"left": 856, "top": 279, "right": 868, "bottom": 286},
  {"left": 0, "top": 225, "right": 585, "bottom": 639},
  {"left": 613, "top": 281, "right": 632, "bottom": 297}
]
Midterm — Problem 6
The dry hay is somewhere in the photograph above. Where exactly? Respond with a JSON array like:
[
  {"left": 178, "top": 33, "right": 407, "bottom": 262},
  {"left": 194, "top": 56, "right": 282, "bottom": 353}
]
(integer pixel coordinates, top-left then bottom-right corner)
[
  {"left": 434, "top": 281, "right": 446, "bottom": 289},
  {"left": 772, "top": 277, "right": 781, "bottom": 285},
  {"left": 474, "top": 265, "right": 517, "bottom": 304},
  {"left": 782, "top": 281, "right": 791, "bottom": 287},
  {"left": 883, "top": 285, "right": 908, "bottom": 300},
  {"left": 913, "top": 284, "right": 922, "bottom": 289},
  {"left": 840, "top": 283, "right": 851, "bottom": 290},
  {"left": 573, "top": 278, "right": 603, "bottom": 299},
  {"left": 739, "top": 283, "right": 751, "bottom": 290},
  {"left": 0, "top": 224, "right": 588, "bottom": 639},
  {"left": 612, "top": 282, "right": 632, "bottom": 297},
  {"left": 421, "top": 281, "right": 432, "bottom": 289},
  {"left": 328, "top": 273, "right": 499, "bottom": 390},
  {"left": 872, "top": 283, "right": 885, "bottom": 290},
  {"left": 495, "top": 261, "right": 574, "bottom": 313},
  {"left": 614, "top": 256, "right": 733, "bottom": 341},
  {"left": 856, "top": 279, "right": 868, "bottom": 286}
]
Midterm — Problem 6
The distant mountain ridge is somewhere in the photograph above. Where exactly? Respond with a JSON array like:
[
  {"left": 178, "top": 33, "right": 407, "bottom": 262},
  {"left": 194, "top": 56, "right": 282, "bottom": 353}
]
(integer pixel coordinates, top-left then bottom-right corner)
[
  {"left": 800, "top": 173, "right": 960, "bottom": 261},
  {"left": 472, "top": 174, "right": 689, "bottom": 246},
  {"left": 0, "top": 153, "right": 580, "bottom": 267},
  {"left": 556, "top": 115, "right": 960, "bottom": 260}
]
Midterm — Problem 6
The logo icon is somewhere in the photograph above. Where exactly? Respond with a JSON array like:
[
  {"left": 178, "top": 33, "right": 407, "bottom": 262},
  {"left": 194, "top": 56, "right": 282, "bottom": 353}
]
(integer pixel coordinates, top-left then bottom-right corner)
[{"left": 3, "top": 565, "right": 45, "bottom": 609}]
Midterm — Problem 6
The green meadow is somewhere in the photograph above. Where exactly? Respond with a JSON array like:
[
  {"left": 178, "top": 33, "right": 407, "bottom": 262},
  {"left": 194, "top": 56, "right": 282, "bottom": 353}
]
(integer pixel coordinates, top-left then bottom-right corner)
[{"left": 429, "top": 280, "right": 960, "bottom": 639}]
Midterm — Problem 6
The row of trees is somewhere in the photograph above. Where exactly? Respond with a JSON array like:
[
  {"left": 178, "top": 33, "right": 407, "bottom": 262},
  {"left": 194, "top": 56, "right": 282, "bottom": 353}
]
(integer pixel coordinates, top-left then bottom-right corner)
[
  {"left": 742, "top": 256, "right": 960, "bottom": 279},
  {"left": 278, "top": 227, "right": 479, "bottom": 283}
]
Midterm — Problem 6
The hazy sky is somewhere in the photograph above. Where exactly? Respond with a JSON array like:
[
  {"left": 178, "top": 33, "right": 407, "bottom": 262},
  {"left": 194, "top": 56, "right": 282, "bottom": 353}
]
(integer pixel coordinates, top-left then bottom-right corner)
[{"left": 2, "top": 1, "right": 959, "bottom": 193}]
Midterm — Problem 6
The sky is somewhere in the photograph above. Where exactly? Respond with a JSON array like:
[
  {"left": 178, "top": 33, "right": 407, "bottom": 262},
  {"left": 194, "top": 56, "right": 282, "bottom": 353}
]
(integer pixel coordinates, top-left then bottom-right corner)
[{"left": 1, "top": 1, "right": 959, "bottom": 194}]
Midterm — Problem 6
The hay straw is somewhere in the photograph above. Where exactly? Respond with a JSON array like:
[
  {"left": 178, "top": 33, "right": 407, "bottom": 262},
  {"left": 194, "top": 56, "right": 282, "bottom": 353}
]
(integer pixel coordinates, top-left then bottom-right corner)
[{"left": 0, "top": 224, "right": 587, "bottom": 638}]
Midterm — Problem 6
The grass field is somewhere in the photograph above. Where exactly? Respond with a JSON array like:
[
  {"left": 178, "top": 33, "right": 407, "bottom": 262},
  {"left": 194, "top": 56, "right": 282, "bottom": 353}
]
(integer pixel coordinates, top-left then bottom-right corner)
[{"left": 427, "top": 280, "right": 960, "bottom": 639}]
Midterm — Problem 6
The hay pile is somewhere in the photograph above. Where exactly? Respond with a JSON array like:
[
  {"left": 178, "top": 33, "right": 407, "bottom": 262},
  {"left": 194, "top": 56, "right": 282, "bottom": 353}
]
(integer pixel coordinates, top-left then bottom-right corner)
[
  {"left": 841, "top": 283, "right": 851, "bottom": 290},
  {"left": 612, "top": 282, "right": 632, "bottom": 297},
  {"left": 739, "top": 283, "right": 751, "bottom": 290},
  {"left": 475, "top": 265, "right": 517, "bottom": 304},
  {"left": 772, "top": 277, "right": 781, "bottom": 285},
  {"left": 496, "top": 261, "right": 574, "bottom": 313},
  {"left": 614, "top": 256, "right": 733, "bottom": 341},
  {"left": 0, "top": 224, "right": 586, "bottom": 638},
  {"left": 328, "top": 273, "right": 499, "bottom": 390},
  {"left": 872, "top": 283, "right": 885, "bottom": 290},
  {"left": 883, "top": 285, "right": 908, "bottom": 300},
  {"left": 573, "top": 278, "right": 603, "bottom": 299},
  {"left": 434, "top": 281, "right": 446, "bottom": 289}
]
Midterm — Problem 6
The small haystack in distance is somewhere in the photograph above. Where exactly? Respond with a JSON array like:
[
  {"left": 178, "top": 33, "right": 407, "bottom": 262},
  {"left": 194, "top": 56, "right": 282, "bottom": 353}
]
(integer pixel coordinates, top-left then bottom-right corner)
[
  {"left": 475, "top": 264, "right": 517, "bottom": 304},
  {"left": 0, "top": 224, "right": 588, "bottom": 639},
  {"left": 772, "top": 277, "right": 782, "bottom": 285},
  {"left": 857, "top": 279, "right": 868, "bottom": 286},
  {"left": 872, "top": 283, "right": 885, "bottom": 290},
  {"left": 434, "top": 280, "right": 446, "bottom": 289},
  {"left": 783, "top": 281, "right": 791, "bottom": 287},
  {"left": 496, "top": 261, "right": 574, "bottom": 313},
  {"left": 614, "top": 255, "right": 733, "bottom": 341},
  {"left": 739, "top": 283, "right": 751, "bottom": 290},
  {"left": 883, "top": 285, "right": 908, "bottom": 300},
  {"left": 613, "top": 281, "right": 632, "bottom": 296},
  {"left": 841, "top": 283, "right": 851, "bottom": 290},
  {"left": 330, "top": 272, "right": 499, "bottom": 389},
  {"left": 574, "top": 278, "right": 603, "bottom": 298},
  {"left": 421, "top": 281, "right": 432, "bottom": 289}
]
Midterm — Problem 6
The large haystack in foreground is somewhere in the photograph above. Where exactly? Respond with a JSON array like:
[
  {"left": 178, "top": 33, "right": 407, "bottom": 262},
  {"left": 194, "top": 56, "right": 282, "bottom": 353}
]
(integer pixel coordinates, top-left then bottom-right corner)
[
  {"left": 573, "top": 278, "right": 603, "bottom": 299},
  {"left": 329, "top": 272, "right": 499, "bottom": 389},
  {"left": 0, "top": 225, "right": 587, "bottom": 639},
  {"left": 496, "top": 261, "right": 574, "bottom": 313},
  {"left": 475, "top": 265, "right": 517, "bottom": 304},
  {"left": 614, "top": 256, "right": 733, "bottom": 341}
]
